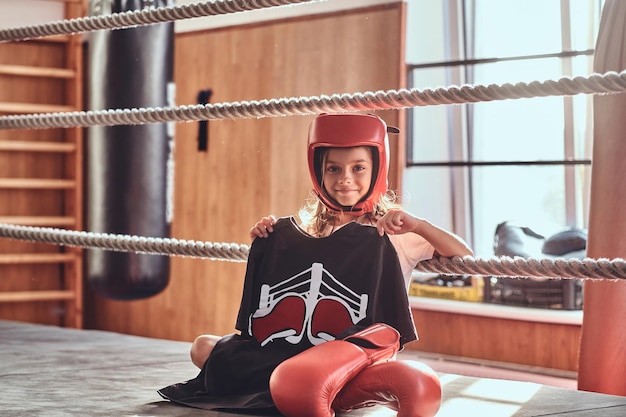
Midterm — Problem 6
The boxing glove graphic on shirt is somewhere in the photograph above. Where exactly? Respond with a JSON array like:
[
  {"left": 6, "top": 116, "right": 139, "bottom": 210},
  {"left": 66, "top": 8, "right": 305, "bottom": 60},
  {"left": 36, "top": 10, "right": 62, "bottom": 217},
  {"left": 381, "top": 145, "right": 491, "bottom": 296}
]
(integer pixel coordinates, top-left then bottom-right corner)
[{"left": 249, "top": 262, "right": 368, "bottom": 346}]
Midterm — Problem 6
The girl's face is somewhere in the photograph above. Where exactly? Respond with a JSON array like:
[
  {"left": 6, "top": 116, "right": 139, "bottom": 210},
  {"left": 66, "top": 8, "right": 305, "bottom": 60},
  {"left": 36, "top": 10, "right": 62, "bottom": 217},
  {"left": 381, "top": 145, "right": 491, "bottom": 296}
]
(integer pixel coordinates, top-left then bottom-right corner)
[{"left": 322, "top": 147, "right": 373, "bottom": 207}]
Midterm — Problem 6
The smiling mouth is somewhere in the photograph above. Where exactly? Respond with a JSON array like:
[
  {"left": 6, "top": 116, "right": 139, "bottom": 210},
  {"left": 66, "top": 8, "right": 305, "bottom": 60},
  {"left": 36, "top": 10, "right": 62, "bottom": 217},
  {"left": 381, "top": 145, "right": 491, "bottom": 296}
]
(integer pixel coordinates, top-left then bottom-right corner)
[{"left": 334, "top": 190, "right": 361, "bottom": 203}]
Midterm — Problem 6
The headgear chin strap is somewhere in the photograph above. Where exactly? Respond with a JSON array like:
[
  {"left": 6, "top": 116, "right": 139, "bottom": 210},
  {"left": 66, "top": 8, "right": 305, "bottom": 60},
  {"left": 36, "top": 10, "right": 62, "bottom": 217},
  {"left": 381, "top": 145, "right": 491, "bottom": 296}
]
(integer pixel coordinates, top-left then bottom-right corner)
[{"left": 307, "top": 113, "right": 395, "bottom": 216}]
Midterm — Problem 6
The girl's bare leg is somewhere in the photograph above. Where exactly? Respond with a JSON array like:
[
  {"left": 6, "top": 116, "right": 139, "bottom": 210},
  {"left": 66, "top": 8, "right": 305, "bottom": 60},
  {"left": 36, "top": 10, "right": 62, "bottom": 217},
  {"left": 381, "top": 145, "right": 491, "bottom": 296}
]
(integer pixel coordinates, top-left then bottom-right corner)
[{"left": 190, "top": 334, "right": 222, "bottom": 368}]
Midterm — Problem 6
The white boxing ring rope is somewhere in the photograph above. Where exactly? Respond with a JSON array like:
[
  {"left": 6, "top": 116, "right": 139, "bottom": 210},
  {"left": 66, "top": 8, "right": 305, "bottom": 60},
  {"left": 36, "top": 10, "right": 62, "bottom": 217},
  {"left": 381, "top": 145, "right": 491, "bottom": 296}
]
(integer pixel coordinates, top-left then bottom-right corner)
[
  {"left": 0, "top": 223, "right": 625, "bottom": 280},
  {"left": 0, "top": 0, "right": 320, "bottom": 43},
  {"left": 1, "top": 70, "right": 626, "bottom": 130},
  {"left": 0, "top": 0, "right": 625, "bottom": 282}
]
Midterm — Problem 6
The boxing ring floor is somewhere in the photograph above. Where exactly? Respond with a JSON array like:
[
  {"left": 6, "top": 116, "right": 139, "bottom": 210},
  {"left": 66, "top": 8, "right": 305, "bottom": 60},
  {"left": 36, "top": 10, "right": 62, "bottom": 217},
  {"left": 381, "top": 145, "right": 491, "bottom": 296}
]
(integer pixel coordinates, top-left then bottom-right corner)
[{"left": 2, "top": 320, "right": 626, "bottom": 417}]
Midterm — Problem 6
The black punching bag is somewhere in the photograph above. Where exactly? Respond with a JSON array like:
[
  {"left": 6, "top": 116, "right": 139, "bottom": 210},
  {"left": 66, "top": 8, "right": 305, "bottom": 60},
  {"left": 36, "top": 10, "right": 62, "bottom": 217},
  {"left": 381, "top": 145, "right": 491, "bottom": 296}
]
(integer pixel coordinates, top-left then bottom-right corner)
[{"left": 87, "top": 0, "right": 174, "bottom": 300}]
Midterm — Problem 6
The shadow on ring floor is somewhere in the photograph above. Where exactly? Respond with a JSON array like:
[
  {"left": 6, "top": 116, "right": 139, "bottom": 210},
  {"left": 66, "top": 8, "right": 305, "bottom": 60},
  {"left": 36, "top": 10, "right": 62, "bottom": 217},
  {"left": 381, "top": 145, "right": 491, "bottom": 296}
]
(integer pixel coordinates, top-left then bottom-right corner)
[{"left": 398, "top": 350, "right": 578, "bottom": 390}]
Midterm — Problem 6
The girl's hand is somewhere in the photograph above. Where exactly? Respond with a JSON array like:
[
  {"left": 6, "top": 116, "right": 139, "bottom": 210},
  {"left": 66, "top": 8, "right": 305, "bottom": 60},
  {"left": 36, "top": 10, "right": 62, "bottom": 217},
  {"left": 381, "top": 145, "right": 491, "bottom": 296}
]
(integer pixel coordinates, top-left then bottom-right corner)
[
  {"left": 249, "top": 215, "right": 277, "bottom": 241},
  {"left": 376, "top": 210, "right": 420, "bottom": 236}
]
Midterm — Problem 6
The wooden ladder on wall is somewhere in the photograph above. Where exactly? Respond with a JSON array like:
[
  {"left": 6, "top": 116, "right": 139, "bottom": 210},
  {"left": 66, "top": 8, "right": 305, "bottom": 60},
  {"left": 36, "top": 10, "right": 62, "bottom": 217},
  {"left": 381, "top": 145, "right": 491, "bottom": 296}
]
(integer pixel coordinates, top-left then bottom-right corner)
[{"left": 0, "top": 0, "right": 84, "bottom": 328}]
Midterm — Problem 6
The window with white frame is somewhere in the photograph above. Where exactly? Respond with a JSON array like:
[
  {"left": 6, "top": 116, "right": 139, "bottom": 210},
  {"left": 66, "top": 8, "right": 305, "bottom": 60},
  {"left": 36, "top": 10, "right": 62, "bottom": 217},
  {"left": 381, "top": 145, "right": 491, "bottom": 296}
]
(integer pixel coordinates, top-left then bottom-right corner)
[{"left": 403, "top": 0, "right": 604, "bottom": 257}]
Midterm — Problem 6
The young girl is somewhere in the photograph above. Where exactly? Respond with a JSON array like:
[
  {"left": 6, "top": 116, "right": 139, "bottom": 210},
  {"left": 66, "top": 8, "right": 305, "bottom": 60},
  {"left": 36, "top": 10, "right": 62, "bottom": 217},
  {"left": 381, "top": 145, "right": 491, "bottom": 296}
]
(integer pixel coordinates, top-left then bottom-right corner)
[
  {"left": 159, "top": 113, "right": 472, "bottom": 412},
  {"left": 253, "top": 112, "right": 471, "bottom": 280}
]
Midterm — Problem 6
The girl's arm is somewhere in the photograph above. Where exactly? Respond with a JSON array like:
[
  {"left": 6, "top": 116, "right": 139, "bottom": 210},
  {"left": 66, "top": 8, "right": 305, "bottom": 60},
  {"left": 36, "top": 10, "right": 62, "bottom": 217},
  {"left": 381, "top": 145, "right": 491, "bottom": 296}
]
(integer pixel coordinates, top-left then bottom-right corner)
[{"left": 376, "top": 210, "right": 473, "bottom": 258}]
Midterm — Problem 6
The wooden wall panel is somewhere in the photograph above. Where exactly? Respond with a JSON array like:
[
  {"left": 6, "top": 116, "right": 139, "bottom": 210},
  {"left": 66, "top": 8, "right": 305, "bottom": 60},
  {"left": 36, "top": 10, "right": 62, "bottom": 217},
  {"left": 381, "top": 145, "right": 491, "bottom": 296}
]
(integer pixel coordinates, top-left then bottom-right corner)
[
  {"left": 0, "top": 263, "right": 64, "bottom": 324},
  {"left": 0, "top": 36, "right": 78, "bottom": 326},
  {"left": 408, "top": 308, "right": 581, "bottom": 372},
  {"left": 0, "top": 42, "right": 69, "bottom": 107},
  {"left": 84, "top": 3, "right": 406, "bottom": 341}
]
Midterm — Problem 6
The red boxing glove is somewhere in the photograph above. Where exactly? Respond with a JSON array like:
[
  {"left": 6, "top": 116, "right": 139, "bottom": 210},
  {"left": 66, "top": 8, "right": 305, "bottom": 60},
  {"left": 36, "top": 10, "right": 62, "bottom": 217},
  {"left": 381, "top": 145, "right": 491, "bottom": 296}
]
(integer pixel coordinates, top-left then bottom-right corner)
[
  {"left": 269, "top": 323, "right": 400, "bottom": 417},
  {"left": 333, "top": 360, "right": 442, "bottom": 417}
]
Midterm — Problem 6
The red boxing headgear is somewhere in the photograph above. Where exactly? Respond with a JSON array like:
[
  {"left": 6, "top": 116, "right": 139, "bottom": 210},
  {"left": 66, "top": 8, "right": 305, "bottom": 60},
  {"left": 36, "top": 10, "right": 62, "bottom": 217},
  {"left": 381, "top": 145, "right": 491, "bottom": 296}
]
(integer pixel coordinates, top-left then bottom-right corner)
[{"left": 307, "top": 113, "right": 393, "bottom": 216}]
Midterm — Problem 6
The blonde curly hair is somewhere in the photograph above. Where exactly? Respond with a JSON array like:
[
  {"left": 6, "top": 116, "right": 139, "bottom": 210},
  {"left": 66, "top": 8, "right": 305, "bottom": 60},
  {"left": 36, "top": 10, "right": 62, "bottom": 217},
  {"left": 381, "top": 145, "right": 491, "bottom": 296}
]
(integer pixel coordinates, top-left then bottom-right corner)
[{"left": 297, "top": 189, "right": 401, "bottom": 237}]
